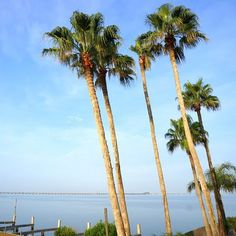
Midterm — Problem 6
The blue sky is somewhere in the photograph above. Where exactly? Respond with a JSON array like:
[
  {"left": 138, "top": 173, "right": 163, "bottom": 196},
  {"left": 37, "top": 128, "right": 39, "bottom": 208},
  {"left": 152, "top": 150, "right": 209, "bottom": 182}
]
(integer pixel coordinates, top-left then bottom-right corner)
[{"left": 0, "top": 0, "right": 235, "bottom": 193}]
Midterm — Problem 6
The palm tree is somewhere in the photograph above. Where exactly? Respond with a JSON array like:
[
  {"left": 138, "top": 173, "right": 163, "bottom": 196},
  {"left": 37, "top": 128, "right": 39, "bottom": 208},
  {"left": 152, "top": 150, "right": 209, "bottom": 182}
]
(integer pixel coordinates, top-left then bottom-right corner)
[
  {"left": 94, "top": 25, "right": 135, "bottom": 236},
  {"left": 165, "top": 116, "right": 212, "bottom": 236},
  {"left": 130, "top": 33, "right": 172, "bottom": 236},
  {"left": 182, "top": 78, "right": 227, "bottom": 235},
  {"left": 188, "top": 162, "right": 236, "bottom": 193},
  {"left": 146, "top": 4, "right": 219, "bottom": 235},
  {"left": 43, "top": 12, "right": 126, "bottom": 236}
]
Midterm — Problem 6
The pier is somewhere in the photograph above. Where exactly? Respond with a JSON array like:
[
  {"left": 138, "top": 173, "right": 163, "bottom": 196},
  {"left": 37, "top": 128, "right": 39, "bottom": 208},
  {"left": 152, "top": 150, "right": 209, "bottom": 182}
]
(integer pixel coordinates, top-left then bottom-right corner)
[{"left": 0, "top": 208, "right": 142, "bottom": 236}]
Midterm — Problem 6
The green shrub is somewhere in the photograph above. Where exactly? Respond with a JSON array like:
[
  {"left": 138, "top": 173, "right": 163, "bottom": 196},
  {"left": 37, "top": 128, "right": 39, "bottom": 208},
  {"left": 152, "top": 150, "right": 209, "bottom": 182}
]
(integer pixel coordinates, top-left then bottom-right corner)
[
  {"left": 84, "top": 221, "right": 117, "bottom": 236},
  {"left": 54, "top": 226, "right": 77, "bottom": 236},
  {"left": 158, "top": 233, "right": 186, "bottom": 236},
  {"left": 227, "top": 217, "right": 236, "bottom": 230}
]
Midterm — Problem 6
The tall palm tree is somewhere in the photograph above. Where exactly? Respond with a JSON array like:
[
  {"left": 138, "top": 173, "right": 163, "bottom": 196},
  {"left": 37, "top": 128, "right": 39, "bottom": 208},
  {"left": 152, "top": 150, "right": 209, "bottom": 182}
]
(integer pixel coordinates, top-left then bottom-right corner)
[
  {"left": 94, "top": 25, "right": 135, "bottom": 235},
  {"left": 165, "top": 117, "right": 212, "bottom": 236},
  {"left": 146, "top": 4, "right": 219, "bottom": 235},
  {"left": 182, "top": 78, "right": 227, "bottom": 235},
  {"left": 188, "top": 162, "right": 236, "bottom": 193},
  {"left": 42, "top": 12, "right": 126, "bottom": 236},
  {"left": 130, "top": 33, "right": 172, "bottom": 236}
]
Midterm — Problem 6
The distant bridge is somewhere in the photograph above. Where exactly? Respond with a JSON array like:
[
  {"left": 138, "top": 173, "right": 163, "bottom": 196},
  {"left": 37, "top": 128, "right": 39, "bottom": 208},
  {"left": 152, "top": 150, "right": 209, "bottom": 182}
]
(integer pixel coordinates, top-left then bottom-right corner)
[
  {"left": 0, "top": 192, "right": 187, "bottom": 196},
  {"left": 0, "top": 192, "right": 109, "bottom": 196}
]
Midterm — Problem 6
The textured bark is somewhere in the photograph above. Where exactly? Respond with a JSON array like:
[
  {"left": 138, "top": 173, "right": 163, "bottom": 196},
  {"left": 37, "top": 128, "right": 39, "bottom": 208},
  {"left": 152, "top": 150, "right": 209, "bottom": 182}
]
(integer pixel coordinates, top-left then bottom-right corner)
[
  {"left": 197, "top": 110, "right": 227, "bottom": 236},
  {"left": 188, "top": 153, "right": 212, "bottom": 236},
  {"left": 84, "top": 68, "right": 126, "bottom": 236},
  {"left": 101, "top": 76, "right": 131, "bottom": 236},
  {"left": 169, "top": 49, "right": 219, "bottom": 236},
  {"left": 140, "top": 60, "right": 172, "bottom": 235}
]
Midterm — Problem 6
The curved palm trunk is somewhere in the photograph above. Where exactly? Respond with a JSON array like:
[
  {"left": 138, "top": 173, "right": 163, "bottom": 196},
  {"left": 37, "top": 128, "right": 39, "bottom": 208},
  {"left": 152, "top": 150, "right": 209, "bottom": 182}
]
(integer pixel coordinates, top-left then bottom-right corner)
[
  {"left": 101, "top": 76, "right": 131, "bottom": 236},
  {"left": 169, "top": 49, "right": 219, "bottom": 236},
  {"left": 140, "top": 60, "right": 172, "bottom": 235},
  {"left": 187, "top": 152, "right": 212, "bottom": 236},
  {"left": 84, "top": 68, "right": 126, "bottom": 236},
  {"left": 197, "top": 110, "right": 227, "bottom": 236}
]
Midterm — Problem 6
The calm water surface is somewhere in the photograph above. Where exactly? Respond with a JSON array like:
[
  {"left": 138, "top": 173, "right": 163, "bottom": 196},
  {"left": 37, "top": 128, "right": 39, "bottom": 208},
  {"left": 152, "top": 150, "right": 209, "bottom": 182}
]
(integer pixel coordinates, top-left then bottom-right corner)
[{"left": 0, "top": 194, "right": 235, "bottom": 236}]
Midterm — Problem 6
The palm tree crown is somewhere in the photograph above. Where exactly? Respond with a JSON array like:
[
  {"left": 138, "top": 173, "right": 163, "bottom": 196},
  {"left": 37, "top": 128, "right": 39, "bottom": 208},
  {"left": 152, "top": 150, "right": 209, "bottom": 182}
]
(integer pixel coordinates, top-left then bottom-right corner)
[
  {"left": 146, "top": 3, "right": 207, "bottom": 61},
  {"left": 94, "top": 24, "right": 120, "bottom": 75},
  {"left": 165, "top": 116, "right": 206, "bottom": 153},
  {"left": 95, "top": 53, "right": 136, "bottom": 88},
  {"left": 182, "top": 78, "right": 220, "bottom": 112},
  {"left": 43, "top": 12, "right": 112, "bottom": 73},
  {"left": 130, "top": 32, "right": 160, "bottom": 70},
  {"left": 110, "top": 54, "right": 136, "bottom": 85},
  {"left": 188, "top": 162, "right": 236, "bottom": 193}
]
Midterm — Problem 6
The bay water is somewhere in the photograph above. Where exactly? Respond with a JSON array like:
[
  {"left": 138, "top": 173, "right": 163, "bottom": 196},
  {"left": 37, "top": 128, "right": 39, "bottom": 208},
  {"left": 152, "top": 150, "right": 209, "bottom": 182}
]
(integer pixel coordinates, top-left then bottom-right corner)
[{"left": 0, "top": 194, "right": 235, "bottom": 235}]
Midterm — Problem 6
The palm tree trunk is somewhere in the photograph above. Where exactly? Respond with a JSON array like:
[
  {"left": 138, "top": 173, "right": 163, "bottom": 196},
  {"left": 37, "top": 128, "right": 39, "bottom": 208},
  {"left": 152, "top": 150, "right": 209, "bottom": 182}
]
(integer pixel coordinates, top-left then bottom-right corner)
[
  {"left": 101, "top": 77, "right": 131, "bottom": 236},
  {"left": 187, "top": 152, "right": 212, "bottom": 236},
  {"left": 84, "top": 68, "right": 126, "bottom": 236},
  {"left": 169, "top": 48, "right": 219, "bottom": 236},
  {"left": 196, "top": 110, "right": 227, "bottom": 236},
  {"left": 140, "top": 60, "right": 172, "bottom": 235}
]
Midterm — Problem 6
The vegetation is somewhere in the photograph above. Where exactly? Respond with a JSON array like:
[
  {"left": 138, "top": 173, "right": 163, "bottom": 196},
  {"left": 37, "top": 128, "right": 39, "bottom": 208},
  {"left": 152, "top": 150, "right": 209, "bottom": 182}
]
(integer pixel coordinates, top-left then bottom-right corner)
[
  {"left": 182, "top": 78, "right": 227, "bottom": 235},
  {"left": 227, "top": 217, "right": 236, "bottom": 231},
  {"left": 95, "top": 25, "right": 135, "bottom": 235},
  {"left": 43, "top": 12, "right": 126, "bottom": 235},
  {"left": 84, "top": 221, "right": 117, "bottom": 236},
  {"left": 144, "top": 4, "right": 218, "bottom": 235},
  {"left": 188, "top": 162, "right": 236, "bottom": 193},
  {"left": 54, "top": 227, "right": 77, "bottom": 236},
  {"left": 165, "top": 116, "right": 212, "bottom": 236},
  {"left": 41, "top": 3, "right": 234, "bottom": 236},
  {"left": 130, "top": 33, "right": 172, "bottom": 235}
]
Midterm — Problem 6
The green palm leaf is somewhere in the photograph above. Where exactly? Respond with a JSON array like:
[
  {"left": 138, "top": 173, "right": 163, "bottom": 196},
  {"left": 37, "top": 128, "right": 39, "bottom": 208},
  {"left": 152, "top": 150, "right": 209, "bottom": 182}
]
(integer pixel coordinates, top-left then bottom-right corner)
[
  {"left": 182, "top": 78, "right": 220, "bottom": 112},
  {"left": 145, "top": 4, "right": 208, "bottom": 62},
  {"left": 188, "top": 162, "right": 236, "bottom": 193},
  {"left": 165, "top": 115, "right": 206, "bottom": 153}
]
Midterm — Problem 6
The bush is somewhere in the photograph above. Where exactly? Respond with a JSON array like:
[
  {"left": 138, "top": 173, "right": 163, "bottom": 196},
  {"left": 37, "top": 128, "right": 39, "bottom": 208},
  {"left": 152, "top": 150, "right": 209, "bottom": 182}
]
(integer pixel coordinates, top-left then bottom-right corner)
[
  {"left": 227, "top": 217, "right": 236, "bottom": 231},
  {"left": 54, "top": 226, "right": 77, "bottom": 236},
  {"left": 84, "top": 221, "right": 117, "bottom": 236}
]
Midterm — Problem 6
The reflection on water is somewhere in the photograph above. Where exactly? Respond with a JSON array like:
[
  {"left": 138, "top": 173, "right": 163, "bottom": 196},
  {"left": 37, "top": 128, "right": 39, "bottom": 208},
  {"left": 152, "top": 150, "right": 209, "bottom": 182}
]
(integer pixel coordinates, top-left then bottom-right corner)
[{"left": 0, "top": 194, "right": 235, "bottom": 236}]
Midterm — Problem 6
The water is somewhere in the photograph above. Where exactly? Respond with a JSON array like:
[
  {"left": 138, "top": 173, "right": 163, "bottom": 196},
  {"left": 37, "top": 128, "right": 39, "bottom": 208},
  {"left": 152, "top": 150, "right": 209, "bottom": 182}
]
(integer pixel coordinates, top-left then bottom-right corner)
[{"left": 0, "top": 194, "right": 235, "bottom": 235}]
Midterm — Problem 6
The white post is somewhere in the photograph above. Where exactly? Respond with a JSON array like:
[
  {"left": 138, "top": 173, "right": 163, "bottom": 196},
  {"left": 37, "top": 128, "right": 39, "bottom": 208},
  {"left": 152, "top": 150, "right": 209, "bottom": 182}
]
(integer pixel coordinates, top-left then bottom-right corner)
[
  {"left": 12, "top": 214, "right": 16, "bottom": 225},
  {"left": 57, "top": 219, "right": 61, "bottom": 228},
  {"left": 104, "top": 208, "right": 109, "bottom": 236},
  {"left": 31, "top": 216, "right": 35, "bottom": 225},
  {"left": 87, "top": 222, "right": 91, "bottom": 230},
  {"left": 137, "top": 224, "right": 141, "bottom": 235},
  {"left": 31, "top": 216, "right": 35, "bottom": 236},
  {"left": 14, "top": 198, "right": 17, "bottom": 224}
]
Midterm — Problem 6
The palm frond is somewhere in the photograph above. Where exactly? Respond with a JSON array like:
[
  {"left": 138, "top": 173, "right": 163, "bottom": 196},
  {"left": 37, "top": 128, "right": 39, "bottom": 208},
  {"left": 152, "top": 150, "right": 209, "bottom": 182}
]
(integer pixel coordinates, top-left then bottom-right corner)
[
  {"left": 189, "top": 162, "right": 236, "bottom": 193},
  {"left": 130, "top": 32, "right": 162, "bottom": 71},
  {"left": 165, "top": 115, "right": 206, "bottom": 154},
  {"left": 109, "top": 54, "right": 136, "bottom": 86},
  {"left": 187, "top": 181, "right": 196, "bottom": 193},
  {"left": 218, "top": 162, "right": 236, "bottom": 173},
  {"left": 146, "top": 3, "right": 207, "bottom": 59},
  {"left": 174, "top": 46, "right": 185, "bottom": 63},
  {"left": 182, "top": 78, "right": 220, "bottom": 112}
]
